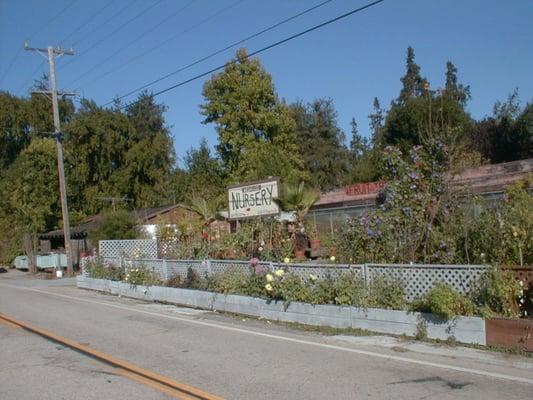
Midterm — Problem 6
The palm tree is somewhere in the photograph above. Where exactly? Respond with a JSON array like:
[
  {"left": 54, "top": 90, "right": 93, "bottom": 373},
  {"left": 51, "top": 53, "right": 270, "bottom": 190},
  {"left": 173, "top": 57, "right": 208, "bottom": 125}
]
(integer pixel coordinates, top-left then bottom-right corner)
[{"left": 275, "top": 181, "right": 320, "bottom": 225}]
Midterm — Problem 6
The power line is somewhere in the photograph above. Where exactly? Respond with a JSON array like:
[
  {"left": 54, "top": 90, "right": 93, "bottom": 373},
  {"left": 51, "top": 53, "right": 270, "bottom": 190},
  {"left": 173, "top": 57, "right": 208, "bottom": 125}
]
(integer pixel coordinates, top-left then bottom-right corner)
[
  {"left": 74, "top": 0, "right": 244, "bottom": 91},
  {"left": 59, "top": 0, "right": 163, "bottom": 71},
  {"left": 0, "top": 0, "right": 79, "bottom": 86},
  {"left": 65, "top": 0, "right": 196, "bottom": 88},
  {"left": 17, "top": 1, "right": 116, "bottom": 95},
  {"left": 59, "top": 1, "right": 116, "bottom": 46},
  {"left": 116, "top": 0, "right": 385, "bottom": 110},
  {"left": 106, "top": 0, "right": 335, "bottom": 106},
  {"left": 71, "top": 1, "right": 139, "bottom": 47}
]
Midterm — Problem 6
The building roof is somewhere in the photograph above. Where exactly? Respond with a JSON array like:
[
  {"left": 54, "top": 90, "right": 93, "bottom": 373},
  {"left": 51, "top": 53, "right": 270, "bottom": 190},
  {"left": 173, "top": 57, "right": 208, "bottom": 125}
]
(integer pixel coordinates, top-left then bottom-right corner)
[
  {"left": 38, "top": 204, "right": 184, "bottom": 240},
  {"left": 312, "top": 158, "right": 533, "bottom": 210}
]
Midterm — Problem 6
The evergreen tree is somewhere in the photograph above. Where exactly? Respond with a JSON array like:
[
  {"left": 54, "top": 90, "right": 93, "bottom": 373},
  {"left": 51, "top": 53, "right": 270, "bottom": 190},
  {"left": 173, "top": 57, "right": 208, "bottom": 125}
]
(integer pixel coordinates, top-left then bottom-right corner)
[
  {"left": 398, "top": 46, "right": 428, "bottom": 103},
  {"left": 444, "top": 61, "right": 471, "bottom": 105},
  {"left": 183, "top": 138, "right": 225, "bottom": 201},
  {"left": 368, "top": 97, "right": 385, "bottom": 145},
  {"left": 349, "top": 118, "right": 369, "bottom": 162},
  {"left": 291, "top": 98, "right": 351, "bottom": 190}
]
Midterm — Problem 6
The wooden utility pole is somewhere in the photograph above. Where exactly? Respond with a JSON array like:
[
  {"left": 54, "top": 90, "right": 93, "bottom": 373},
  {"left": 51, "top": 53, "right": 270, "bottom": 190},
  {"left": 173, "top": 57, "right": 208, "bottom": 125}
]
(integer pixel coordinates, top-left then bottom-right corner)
[{"left": 25, "top": 43, "right": 75, "bottom": 276}]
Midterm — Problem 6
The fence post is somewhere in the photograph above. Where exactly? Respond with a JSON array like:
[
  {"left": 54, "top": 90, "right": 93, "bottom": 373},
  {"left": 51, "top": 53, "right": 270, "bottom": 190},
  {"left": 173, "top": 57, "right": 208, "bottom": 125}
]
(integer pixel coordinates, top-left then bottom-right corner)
[
  {"left": 162, "top": 259, "right": 168, "bottom": 282},
  {"left": 206, "top": 259, "right": 212, "bottom": 275},
  {"left": 363, "top": 263, "right": 369, "bottom": 286}
]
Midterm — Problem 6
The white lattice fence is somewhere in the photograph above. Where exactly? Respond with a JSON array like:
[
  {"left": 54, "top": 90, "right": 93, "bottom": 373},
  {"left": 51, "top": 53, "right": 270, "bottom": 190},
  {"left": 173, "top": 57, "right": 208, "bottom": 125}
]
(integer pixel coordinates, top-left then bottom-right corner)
[
  {"left": 99, "top": 239, "right": 157, "bottom": 259},
  {"left": 96, "top": 257, "right": 488, "bottom": 301},
  {"left": 366, "top": 264, "right": 488, "bottom": 301}
]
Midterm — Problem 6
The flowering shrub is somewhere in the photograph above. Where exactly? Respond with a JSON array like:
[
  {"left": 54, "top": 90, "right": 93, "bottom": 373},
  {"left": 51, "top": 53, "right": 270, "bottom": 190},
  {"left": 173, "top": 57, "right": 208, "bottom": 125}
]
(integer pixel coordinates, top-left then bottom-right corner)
[
  {"left": 84, "top": 257, "right": 125, "bottom": 281},
  {"left": 124, "top": 265, "right": 161, "bottom": 287},
  {"left": 336, "top": 141, "right": 460, "bottom": 264}
]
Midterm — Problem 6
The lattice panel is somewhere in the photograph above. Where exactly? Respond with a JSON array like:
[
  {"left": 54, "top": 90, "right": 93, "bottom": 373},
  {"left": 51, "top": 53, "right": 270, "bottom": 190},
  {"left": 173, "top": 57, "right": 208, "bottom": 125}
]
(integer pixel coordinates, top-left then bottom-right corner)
[
  {"left": 99, "top": 240, "right": 157, "bottom": 259},
  {"left": 283, "top": 263, "right": 363, "bottom": 281},
  {"left": 366, "top": 264, "right": 488, "bottom": 301},
  {"left": 165, "top": 260, "right": 206, "bottom": 280}
]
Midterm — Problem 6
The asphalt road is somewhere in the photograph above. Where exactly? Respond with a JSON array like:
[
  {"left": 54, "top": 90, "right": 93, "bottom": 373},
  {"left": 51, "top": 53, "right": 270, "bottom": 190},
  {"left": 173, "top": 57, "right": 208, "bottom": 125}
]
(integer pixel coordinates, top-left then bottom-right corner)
[{"left": 1, "top": 270, "right": 532, "bottom": 400}]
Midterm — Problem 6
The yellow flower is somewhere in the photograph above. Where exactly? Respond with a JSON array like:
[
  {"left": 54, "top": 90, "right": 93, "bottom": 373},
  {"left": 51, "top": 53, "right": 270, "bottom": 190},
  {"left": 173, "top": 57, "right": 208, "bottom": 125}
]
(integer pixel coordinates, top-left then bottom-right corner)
[
  {"left": 309, "top": 274, "right": 317, "bottom": 282},
  {"left": 283, "top": 257, "right": 290, "bottom": 263},
  {"left": 266, "top": 274, "right": 274, "bottom": 282},
  {"left": 265, "top": 283, "right": 273, "bottom": 291},
  {"left": 275, "top": 269, "right": 284, "bottom": 277},
  {"left": 330, "top": 255, "right": 336, "bottom": 262}
]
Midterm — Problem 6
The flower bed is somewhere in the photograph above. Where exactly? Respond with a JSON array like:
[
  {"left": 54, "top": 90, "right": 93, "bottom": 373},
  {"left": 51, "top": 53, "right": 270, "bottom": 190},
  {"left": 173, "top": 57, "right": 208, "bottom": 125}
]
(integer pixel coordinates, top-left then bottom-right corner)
[{"left": 76, "top": 275, "right": 486, "bottom": 345}]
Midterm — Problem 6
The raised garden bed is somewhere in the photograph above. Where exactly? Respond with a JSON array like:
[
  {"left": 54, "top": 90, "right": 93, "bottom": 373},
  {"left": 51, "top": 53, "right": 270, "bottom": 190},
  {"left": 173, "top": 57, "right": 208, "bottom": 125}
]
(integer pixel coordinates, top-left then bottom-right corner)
[{"left": 77, "top": 276, "right": 486, "bottom": 345}]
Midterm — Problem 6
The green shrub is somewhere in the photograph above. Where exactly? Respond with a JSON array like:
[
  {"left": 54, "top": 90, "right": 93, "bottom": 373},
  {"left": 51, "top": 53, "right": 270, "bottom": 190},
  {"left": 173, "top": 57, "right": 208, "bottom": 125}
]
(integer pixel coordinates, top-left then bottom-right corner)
[
  {"left": 213, "top": 267, "right": 249, "bottom": 294},
  {"left": 166, "top": 273, "right": 182, "bottom": 288},
  {"left": 332, "top": 272, "right": 367, "bottom": 306},
  {"left": 85, "top": 258, "right": 125, "bottom": 281},
  {"left": 412, "top": 282, "right": 476, "bottom": 320},
  {"left": 125, "top": 266, "right": 160, "bottom": 286},
  {"left": 241, "top": 270, "right": 268, "bottom": 298},
  {"left": 183, "top": 267, "right": 202, "bottom": 289},
  {"left": 472, "top": 268, "right": 521, "bottom": 318},
  {"left": 366, "top": 276, "right": 407, "bottom": 310}
]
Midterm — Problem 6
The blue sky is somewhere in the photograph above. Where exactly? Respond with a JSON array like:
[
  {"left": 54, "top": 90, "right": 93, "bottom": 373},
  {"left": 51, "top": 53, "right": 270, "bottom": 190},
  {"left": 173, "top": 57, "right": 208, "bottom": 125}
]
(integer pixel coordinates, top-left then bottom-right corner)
[{"left": 1, "top": 0, "right": 532, "bottom": 165}]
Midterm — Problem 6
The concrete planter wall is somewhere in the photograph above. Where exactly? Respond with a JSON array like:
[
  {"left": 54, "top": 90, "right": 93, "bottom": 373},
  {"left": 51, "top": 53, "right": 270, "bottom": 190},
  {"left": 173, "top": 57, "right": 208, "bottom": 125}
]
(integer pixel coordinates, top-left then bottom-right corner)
[{"left": 77, "top": 276, "right": 486, "bottom": 345}]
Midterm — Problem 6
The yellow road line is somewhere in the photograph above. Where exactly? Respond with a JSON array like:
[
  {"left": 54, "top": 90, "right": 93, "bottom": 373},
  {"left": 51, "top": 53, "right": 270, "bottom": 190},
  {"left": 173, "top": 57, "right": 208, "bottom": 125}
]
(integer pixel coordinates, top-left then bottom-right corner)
[{"left": 0, "top": 313, "right": 224, "bottom": 400}]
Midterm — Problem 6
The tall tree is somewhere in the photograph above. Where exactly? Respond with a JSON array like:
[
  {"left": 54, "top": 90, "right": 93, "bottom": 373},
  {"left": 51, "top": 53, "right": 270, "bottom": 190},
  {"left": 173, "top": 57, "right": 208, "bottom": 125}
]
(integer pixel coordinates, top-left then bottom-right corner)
[
  {"left": 0, "top": 91, "right": 31, "bottom": 169},
  {"left": 0, "top": 139, "right": 60, "bottom": 263},
  {"left": 473, "top": 90, "right": 533, "bottom": 162},
  {"left": 291, "top": 98, "right": 351, "bottom": 190},
  {"left": 444, "top": 61, "right": 471, "bottom": 105},
  {"left": 384, "top": 55, "right": 474, "bottom": 157},
  {"left": 201, "top": 48, "right": 305, "bottom": 183},
  {"left": 65, "top": 93, "right": 175, "bottom": 214},
  {"left": 368, "top": 97, "right": 385, "bottom": 145},
  {"left": 349, "top": 118, "right": 369, "bottom": 162},
  {"left": 183, "top": 138, "right": 225, "bottom": 201},
  {"left": 123, "top": 92, "right": 175, "bottom": 207},
  {"left": 398, "top": 46, "right": 428, "bottom": 104}
]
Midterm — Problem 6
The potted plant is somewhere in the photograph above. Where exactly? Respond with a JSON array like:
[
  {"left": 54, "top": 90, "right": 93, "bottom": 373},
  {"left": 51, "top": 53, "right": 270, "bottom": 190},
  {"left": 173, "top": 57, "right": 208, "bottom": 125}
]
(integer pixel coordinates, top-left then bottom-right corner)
[
  {"left": 305, "top": 221, "right": 321, "bottom": 250},
  {"left": 275, "top": 182, "right": 320, "bottom": 261}
]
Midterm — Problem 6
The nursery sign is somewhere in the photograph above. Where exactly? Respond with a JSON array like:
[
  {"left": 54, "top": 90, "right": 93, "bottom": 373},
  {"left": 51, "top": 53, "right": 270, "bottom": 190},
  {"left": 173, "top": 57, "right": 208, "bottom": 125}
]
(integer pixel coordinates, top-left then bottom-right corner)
[{"left": 228, "top": 178, "right": 280, "bottom": 220}]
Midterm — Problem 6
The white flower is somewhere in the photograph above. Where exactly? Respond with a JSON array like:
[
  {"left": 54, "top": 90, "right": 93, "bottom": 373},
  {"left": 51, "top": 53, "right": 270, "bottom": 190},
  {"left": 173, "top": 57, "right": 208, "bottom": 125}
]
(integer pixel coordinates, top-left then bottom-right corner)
[
  {"left": 260, "top": 240, "right": 265, "bottom": 246},
  {"left": 258, "top": 247, "right": 263, "bottom": 252},
  {"left": 330, "top": 256, "right": 336, "bottom": 262},
  {"left": 266, "top": 274, "right": 274, "bottom": 282},
  {"left": 309, "top": 274, "right": 317, "bottom": 282},
  {"left": 265, "top": 284, "right": 273, "bottom": 292},
  {"left": 283, "top": 257, "right": 290, "bottom": 264},
  {"left": 275, "top": 269, "right": 284, "bottom": 277},
  {"left": 519, "top": 280, "right": 524, "bottom": 287}
]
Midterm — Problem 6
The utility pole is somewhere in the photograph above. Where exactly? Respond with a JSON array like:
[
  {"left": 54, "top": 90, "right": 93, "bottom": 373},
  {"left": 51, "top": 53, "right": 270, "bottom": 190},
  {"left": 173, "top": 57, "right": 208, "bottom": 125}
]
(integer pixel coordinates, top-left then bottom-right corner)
[{"left": 24, "top": 43, "right": 75, "bottom": 276}]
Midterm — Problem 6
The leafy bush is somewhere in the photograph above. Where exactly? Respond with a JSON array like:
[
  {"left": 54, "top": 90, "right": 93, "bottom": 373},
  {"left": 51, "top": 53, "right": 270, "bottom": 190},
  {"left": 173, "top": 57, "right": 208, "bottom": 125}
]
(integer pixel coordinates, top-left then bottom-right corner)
[
  {"left": 85, "top": 257, "right": 125, "bottom": 281},
  {"left": 125, "top": 266, "right": 160, "bottom": 286},
  {"left": 366, "top": 276, "right": 407, "bottom": 310},
  {"left": 331, "top": 272, "right": 367, "bottom": 306},
  {"left": 213, "top": 267, "right": 249, "bottom": 294},
  {"left": 472, "top": 268, "right": 521, "bottom": 318},
  {"left": 166, "top": 273, "right": 182, "bottom": 288},
  {"left": 412, "top": 282, "right": 476, "bottom": 320}
]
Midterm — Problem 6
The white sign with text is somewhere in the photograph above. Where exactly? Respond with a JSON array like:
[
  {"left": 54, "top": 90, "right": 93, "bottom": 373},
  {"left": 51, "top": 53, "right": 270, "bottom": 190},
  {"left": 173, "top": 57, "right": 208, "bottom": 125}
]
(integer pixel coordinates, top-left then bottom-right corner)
[{"left": 228, "top": 179, "right": 279, "bottom": 220}]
